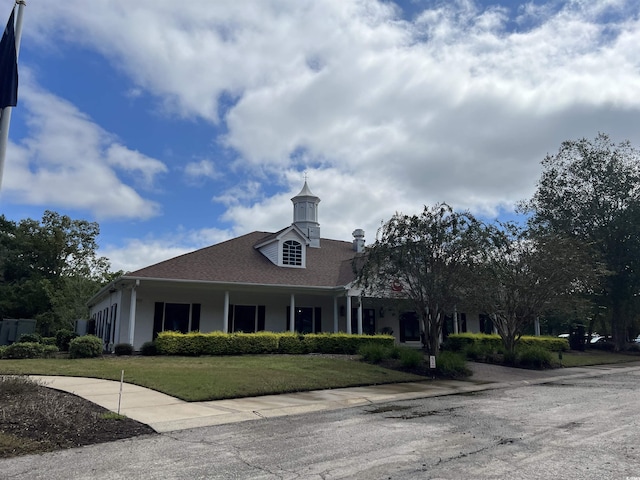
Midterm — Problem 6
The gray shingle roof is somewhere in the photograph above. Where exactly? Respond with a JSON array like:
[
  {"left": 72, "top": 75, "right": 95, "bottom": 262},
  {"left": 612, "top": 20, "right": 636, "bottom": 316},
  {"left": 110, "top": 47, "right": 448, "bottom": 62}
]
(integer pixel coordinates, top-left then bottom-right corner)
[{"left": 125, "top": 231, "right": 357, "bottom": 288}]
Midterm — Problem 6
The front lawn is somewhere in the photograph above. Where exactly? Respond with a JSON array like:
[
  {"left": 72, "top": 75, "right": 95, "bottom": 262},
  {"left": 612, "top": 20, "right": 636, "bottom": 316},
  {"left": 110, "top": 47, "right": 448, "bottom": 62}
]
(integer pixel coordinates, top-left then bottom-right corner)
[{"left": 0, "top": 355, "right": 424, "bottom": 401}]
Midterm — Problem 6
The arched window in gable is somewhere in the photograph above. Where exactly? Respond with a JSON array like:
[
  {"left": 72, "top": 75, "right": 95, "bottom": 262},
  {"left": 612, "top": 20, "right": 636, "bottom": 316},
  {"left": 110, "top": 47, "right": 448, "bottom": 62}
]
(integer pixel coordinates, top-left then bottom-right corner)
[{"left": 283, "top": 240, "right": 302, "bottom": 266}]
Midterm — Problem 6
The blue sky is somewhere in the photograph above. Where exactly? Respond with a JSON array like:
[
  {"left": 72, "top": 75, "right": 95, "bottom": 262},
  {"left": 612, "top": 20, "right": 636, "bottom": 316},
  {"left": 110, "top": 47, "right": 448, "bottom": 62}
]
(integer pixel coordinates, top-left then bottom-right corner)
[{"left": 1, "top": 0, "right": 639, "bottom": 272}]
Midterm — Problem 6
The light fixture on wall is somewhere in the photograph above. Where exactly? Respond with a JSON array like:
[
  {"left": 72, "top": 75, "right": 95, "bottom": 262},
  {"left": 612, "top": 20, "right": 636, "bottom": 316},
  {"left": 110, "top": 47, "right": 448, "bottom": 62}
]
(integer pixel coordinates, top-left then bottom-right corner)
[{"left": 379, "top": 307, "right": 385, "bottom": 318}]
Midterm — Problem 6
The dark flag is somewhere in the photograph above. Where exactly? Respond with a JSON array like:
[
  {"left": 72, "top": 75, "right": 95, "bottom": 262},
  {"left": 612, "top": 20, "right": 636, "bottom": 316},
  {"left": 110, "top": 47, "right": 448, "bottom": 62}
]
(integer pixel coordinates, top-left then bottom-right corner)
[{"left": 0, "top": 7, "right": 17, "bottom": 109}]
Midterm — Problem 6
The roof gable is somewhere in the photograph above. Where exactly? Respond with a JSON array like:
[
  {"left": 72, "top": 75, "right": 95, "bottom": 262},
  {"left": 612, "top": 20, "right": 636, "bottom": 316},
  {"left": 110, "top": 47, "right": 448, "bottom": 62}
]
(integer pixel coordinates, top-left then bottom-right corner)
[{"left": 253, "top": 225, "right": 310, "bottom": 267}]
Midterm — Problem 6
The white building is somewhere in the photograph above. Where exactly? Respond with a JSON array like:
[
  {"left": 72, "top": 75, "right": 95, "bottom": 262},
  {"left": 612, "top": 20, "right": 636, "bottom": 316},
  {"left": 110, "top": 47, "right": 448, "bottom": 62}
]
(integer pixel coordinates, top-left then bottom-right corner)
[{"left": 88, "top": 182, "right": 484, "bottom": 350}]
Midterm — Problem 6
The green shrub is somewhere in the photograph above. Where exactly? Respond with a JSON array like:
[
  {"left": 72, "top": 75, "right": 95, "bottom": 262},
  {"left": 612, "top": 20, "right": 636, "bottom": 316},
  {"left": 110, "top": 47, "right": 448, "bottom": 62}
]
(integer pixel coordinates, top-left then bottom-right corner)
[
  {"left": 41, "top": 336, "right": 57, "bottom": 346},
  {"left": 4, "top": 342, "right": 45, "bottom": 359},
  {"left": 358, "top": 343, "right": 390, "bottom": 364},
  {"left": 230, "top": 332, "right": 280, "bottom": 355},
  {"left": 154, "top": 331, "right": 182, "bottom": 355},
  {"left": 199, "top": 333, "right": 233, "bottom": 355},
  {"left": 516, "top": 345, "right": 553, "bottom": 369},
  {"left": 17, "top": 332, "right": 42, "bottom": 343},
  {"left": 305, "top": 333, "right": 344, "bottom": 354},
  {"left": 388, "top": 346, "right": 402, "bottom": 360},
  {"left": 305, "top": 333, "right": 394, "bottom": 355},
  {"left": 140, "top": 341, "right": 158, "bottom": 356},
  {"left": 114, "top": 343, "right": 134, "bottom": 356},
  {"left": 441, "top": 334, "right": 476, "bottom": 352},
  {"left": 68, "top": 335, "right": 103, "bottom": 359},
  {"left": 503, "top": 350, "right": 518, "bottom": 365},
  {"left": 465, "top": 342, "right": 499, "bottom": 361},
  {"left": 435, "top": 351, "right": 471, "bottom": 378},
  {"left": 518, "top": 335, "right": 569, "bottom": 352},
  {"left": 397, "top": 347, "right": 424, "bottom": 369},
  {"left": 445, "top": 333, "right": 566, "bottom": 363},
  {"left": 42, "top": 345, "right": 59, "bottom": 358},
  {"left": 155, "top": 331, "right": 230, "bottom": 356},
  {"left": 55, "top": 329, "right": 79, "bottom": 351},
  {"left": 0, "top": 345, "right": 6, "bottom": 358},
  {"left": 154, "top": 331, "right": 395, "bottom": 356},
  {"left": 277, "top": 333, "right": 308, "bottom": 354}
]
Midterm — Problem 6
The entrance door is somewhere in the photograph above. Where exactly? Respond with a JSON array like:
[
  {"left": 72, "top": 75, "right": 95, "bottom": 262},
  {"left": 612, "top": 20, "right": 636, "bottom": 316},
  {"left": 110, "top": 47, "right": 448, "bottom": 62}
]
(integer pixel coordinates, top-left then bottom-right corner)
[{"left": 399, "top": 312, "right": 420, "bottom": 342}]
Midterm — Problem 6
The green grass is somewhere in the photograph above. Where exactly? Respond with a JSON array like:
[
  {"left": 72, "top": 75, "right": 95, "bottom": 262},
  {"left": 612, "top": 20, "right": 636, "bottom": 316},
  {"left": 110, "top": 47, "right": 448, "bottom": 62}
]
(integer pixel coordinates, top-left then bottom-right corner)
[
  {"left": 556, "top": 350, "right": 640, "bottom": 368},
  {"left": 0, "top": 355, "right": 424, "bottom": 401}
]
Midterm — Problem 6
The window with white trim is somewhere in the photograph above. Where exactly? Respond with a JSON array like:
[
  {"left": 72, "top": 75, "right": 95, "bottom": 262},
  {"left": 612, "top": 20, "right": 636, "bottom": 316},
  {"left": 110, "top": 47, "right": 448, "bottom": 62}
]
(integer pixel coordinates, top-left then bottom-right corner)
[{"left": 282, "top": 240, "right": 302, "bottom": 266}]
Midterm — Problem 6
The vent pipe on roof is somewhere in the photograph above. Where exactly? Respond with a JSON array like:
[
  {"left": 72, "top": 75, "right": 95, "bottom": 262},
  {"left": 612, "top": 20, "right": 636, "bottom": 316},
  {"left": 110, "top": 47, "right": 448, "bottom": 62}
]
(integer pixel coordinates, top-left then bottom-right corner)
[{"left": 352, "top": 229, "right": 365, "bottom": 253}]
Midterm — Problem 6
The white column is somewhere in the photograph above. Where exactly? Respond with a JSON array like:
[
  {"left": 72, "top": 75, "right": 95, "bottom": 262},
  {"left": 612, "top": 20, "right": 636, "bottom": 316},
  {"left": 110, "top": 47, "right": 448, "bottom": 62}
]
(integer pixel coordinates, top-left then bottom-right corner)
[
  {"left": 290, "top": 294, "right": 296, "bottom": 332},
  {"left": 114, "top": 290, "right": 122, "bottom": 344},
  {"left": 346, "top": 296, "right": 352, "bottom": 334},
  {"left": 128, "top": 281, "right": 138, "bottom": 346},
  {"left": 333, "top": 296, "right": 339, "bottom": 333},
  {"left": 223, "top": 291, "right": 230, "bottom": 333},
  {"left": 535, "top": 317, "right": 541, "bottom": 336},
  {"left": 357, "top": 298, "right": 363, "bottom": 335}
]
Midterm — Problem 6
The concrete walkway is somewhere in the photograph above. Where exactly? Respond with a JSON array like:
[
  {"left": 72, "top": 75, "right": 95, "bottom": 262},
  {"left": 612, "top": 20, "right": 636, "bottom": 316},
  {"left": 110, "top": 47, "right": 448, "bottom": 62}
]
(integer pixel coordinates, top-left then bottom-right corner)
[{"left": 31, "top": 360, "right": 640, "bottom": 433}]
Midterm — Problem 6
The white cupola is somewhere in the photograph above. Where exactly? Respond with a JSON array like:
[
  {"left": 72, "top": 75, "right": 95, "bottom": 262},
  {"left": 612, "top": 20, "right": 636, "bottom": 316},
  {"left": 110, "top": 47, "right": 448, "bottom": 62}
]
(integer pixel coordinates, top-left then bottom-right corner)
[{"left": 291, "top": 181, "right": 321, "bottom": 247}]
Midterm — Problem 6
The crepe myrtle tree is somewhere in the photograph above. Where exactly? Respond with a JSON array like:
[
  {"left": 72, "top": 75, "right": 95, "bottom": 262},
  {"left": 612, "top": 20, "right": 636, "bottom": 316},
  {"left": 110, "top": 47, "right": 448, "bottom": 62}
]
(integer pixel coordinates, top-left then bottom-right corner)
[
  {"left": 468, "top": 224, "right": 600, "bottom": 355},
  {"left": 353, "top": 203, "right": 493, "bottom": 356},
  {"left": 525, "top": 133, "right": 640, "bottom": 349}
]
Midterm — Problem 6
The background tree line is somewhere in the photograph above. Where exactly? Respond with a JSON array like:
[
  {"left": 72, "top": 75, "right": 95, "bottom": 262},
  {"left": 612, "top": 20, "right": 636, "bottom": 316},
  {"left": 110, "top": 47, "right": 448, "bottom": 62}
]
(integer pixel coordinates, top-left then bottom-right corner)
[
  {"left": 0, "top": 211, "right": 121, "bottom": 336},
  {"left": 355, "top": 133, "right": 640, "bottom": 354}
]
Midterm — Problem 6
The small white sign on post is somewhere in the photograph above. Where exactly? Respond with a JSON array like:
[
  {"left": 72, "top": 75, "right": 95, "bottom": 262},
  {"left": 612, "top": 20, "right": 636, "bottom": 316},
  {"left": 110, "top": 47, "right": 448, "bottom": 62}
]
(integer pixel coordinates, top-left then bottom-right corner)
[
  {"left": 117, "top": 370, "right": 124, "bottom": 415},
  {"left": 429, "top": 355, "right": 436, "bottom": 369}
]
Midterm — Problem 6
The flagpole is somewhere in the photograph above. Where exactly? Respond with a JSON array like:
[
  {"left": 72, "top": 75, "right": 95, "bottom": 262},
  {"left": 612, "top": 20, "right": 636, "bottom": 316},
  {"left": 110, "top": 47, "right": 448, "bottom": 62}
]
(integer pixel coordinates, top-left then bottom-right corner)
[{"left": 0, "top": 0, "right": 26, "bottom": 191}]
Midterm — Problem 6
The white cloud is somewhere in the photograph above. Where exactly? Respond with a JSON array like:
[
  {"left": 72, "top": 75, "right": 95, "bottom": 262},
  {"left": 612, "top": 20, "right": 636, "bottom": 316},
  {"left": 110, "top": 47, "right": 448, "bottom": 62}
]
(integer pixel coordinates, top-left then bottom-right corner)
[
  {"left": 105, "top": 144, "right": 168, "bottom": 189},
  {"left": 184, "top": 159, "right": 219, "bottom": 182},
  {"left": 18, "top": 0, "right": 640, "bottom": 268},
  {"left": 2, "top": 73, "right": 166, "bottom": 220}
]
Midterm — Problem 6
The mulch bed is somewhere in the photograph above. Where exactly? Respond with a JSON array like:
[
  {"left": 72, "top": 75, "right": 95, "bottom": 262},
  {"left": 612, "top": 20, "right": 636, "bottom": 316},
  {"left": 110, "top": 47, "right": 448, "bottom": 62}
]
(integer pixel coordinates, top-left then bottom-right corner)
[{"left": 0, "top": 377, "right": 156, "bottom": 458}]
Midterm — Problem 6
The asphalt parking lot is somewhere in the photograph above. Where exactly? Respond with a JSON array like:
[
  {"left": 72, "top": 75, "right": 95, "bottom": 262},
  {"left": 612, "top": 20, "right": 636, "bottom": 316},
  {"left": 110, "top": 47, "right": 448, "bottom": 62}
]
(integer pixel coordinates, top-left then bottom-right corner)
[{"left": 2, "top": 364, "right": 639, "bottom": 479}]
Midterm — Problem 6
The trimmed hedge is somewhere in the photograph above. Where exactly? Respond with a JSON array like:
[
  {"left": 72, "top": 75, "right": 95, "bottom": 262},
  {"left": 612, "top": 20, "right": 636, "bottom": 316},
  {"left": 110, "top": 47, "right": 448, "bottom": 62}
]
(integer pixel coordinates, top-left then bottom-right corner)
[
  {"left": 0, "top": 342, "right": 58, "bottom": 359},
  {"left": 155, "top": 331, "right": 395, "bottom": 356},
  {"left": 518, "top": 335, "right": 569, "bottom": 352},
  {"left": 443, "top": 333, "right": 569, "bottom": 354},
  {"left": 3, "top": 342, "right": 45, "bottom": 359}
]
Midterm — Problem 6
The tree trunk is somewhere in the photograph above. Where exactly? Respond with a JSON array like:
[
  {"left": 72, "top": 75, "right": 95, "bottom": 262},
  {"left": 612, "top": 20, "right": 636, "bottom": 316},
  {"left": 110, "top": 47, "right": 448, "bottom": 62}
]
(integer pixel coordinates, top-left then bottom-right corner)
[{"left": 611, "top": 300, "right": 625, "bottom": 351}]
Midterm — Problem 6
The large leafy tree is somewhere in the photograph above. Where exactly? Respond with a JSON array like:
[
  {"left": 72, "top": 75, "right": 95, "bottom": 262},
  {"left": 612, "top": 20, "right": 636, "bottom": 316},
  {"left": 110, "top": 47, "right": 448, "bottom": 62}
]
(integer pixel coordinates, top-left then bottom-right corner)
[
  {"left": 525, "top": 133, "right": 640, "bottom": 348},
  {"left": 353, "top": 204, "right": 491, "bottom": 356},
  {"left": 469, "top": 225, "right": 598, "bottom": 355},
  {"left": 0, "top": 211, "right": 112, "bottom": 335}
]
